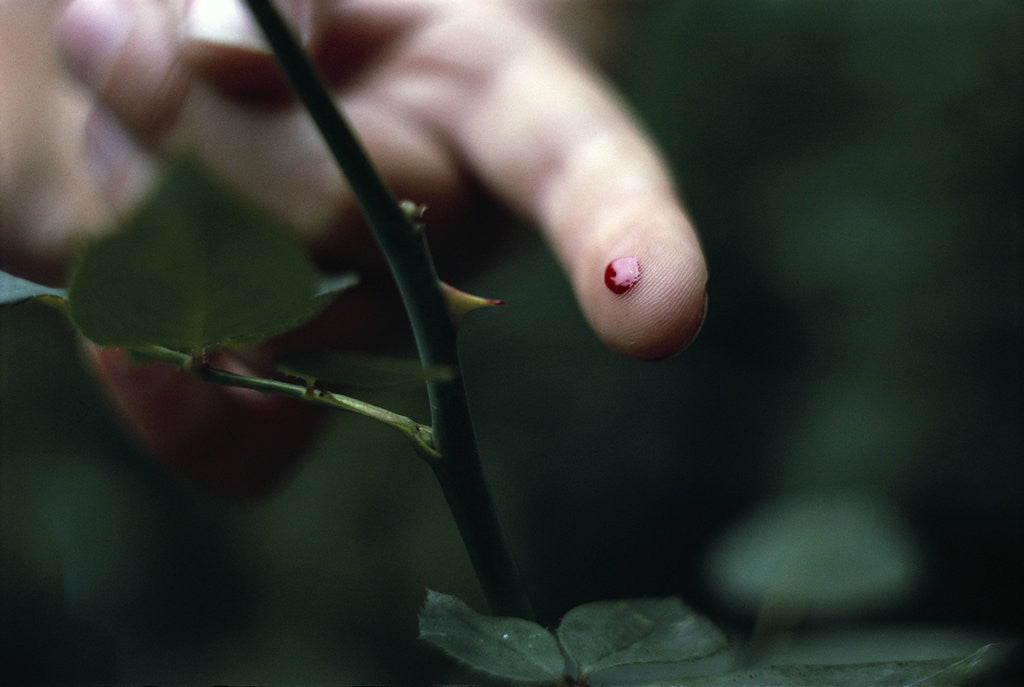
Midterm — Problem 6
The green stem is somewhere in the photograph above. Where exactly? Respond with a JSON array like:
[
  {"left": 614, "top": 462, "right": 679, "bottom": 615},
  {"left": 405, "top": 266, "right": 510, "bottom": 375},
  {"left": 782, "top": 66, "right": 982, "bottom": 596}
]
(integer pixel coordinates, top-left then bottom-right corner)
[
  {"left": 130, "top": 345, "right": 438, "bottom": 460},
  {"left": 242, "top": 0, "right": 533, "bottom": 619}
]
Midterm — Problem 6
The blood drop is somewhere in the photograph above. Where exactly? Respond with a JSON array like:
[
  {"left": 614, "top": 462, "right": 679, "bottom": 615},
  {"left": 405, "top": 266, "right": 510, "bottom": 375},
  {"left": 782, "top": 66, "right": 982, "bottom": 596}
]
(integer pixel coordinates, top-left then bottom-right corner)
[{"left": 604, "top": 257, "right": 641, "bottom": 294}]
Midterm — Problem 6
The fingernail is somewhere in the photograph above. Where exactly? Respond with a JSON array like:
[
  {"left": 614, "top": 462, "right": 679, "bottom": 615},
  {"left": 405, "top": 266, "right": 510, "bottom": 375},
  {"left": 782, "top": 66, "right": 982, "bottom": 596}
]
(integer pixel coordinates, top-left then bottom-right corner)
[
  {"left": 604, "top": 256, "right": 641, "bottom": 295},
  {"left": 183, "top": 0, "right": 315, "bottom": 50},
  {"left": 59, "top": 0, "right": 135, "bottom": 87},
  {"left": 183, "top": 0, "right": 266, "bottom": 51}
]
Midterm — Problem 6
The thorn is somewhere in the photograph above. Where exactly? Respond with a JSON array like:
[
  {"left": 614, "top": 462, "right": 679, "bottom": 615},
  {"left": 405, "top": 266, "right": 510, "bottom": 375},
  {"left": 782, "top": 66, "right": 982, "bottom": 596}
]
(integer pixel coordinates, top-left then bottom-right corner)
[{"left": 441, "top": 282, "right": 505, "bottom": 327}]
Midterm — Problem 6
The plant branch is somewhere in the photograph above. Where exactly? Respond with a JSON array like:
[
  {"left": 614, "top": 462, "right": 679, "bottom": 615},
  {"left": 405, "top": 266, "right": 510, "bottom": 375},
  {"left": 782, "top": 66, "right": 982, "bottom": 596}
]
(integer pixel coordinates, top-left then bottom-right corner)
[
  {"left": 242, "top": 0, "right": 533, "bottom": 619},
  {"left": 130, "top": 345, "right": 439, "bottom": 460}
]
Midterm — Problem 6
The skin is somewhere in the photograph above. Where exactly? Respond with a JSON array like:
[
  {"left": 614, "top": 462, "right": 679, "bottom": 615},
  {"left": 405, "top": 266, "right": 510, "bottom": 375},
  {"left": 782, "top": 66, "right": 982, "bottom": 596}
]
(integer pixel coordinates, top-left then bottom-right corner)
[{"left": 1, "top": 0, "right": 707, "bottom": 497}]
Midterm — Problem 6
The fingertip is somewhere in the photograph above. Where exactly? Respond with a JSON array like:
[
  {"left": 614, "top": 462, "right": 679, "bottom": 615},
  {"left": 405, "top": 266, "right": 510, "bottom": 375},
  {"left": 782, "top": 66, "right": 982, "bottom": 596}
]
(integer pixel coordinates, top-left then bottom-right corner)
[
  {"left": 180, "top": 0, "right": 291, "bottom": 104},
  {"left": 632, "top": 253, "right": 708, "bottom": 361},
  {"left": 58, "top": 0, "right": 135, "bottom": 88},
  {"left": 577, "top": 221, "right": 708, "bottom": 361},
  {"left": 181, "top": 0, "right": 340, "bottom": 106},
  {"left": 181, "top": 0, "right": 264, "bottom": 51},
  {"left": 59, "top": 0, "right": 188, "bottom": 141},
  {"left": 182, "top": 0, "right": 317, "bottom": 50}
]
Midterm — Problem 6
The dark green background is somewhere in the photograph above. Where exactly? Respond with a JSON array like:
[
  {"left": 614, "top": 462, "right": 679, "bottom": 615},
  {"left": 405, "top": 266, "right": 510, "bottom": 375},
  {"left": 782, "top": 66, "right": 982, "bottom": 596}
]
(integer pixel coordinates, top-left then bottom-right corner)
[{"left": 2, "top": 1, "right": 1020, "bottom": 683}]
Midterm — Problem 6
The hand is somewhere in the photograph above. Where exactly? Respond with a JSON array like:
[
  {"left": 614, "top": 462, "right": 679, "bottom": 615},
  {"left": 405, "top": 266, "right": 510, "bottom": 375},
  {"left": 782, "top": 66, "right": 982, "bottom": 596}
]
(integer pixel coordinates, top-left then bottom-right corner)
[{"left": 21, "top": 0, "right": 707, "bottom": 496}]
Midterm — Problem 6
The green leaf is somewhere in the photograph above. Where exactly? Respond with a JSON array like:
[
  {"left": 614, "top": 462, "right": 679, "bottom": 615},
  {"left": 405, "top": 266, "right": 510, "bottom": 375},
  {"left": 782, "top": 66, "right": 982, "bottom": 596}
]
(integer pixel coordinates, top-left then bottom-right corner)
[
  {"left": 648, "top": 644, "right": 998, "bottom": 686},
  {"left": 0, "top": 269, "right": 67, "bottom": 307},
  {"left": 704, "top": 491, "right": 921, "bottom": 618},
  {"left": 277, "top": 350, "right": 455, "bottom": 390},
  {"left": 418, "top": 590, "right": 565, "bottom": 684},
  {"left": 67, "top": 157, "right": 354, "bottom": 351},
  {"left": 556, "top": 597, "right": 728, "bottom": 678}
]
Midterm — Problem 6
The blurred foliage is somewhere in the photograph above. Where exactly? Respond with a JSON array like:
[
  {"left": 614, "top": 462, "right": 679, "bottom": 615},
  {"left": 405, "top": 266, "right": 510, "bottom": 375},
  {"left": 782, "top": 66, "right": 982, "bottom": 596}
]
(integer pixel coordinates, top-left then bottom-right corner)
[
  {"left": 1, "top": 0, "right": 1020, "bottom": 683},
  {"left": 67, "top": 158, "right": 355, "bottom": 351}
]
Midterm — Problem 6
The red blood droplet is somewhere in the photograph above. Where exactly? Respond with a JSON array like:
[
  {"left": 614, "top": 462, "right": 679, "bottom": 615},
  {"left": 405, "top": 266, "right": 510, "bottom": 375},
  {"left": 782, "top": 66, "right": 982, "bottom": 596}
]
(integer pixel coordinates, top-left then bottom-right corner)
[{"left": 604, "top": 257, "right": 641, "bottom": 294}]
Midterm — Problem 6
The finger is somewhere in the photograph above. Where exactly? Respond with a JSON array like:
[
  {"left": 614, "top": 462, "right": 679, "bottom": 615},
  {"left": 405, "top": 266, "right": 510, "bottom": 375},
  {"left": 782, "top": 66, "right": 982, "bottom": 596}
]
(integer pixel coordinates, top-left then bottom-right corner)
[
  {"left": 83, "top": 106, "right": 159, "bottom": 216},
  {"left": 182, "top": 0, "right": 319, "bottom": 56},
  {"left": 58, "top": 0, "right": 464, "bottom": 255},
  {"left": 181, "top": 0, "right": 412, "bottom": 105},
  {"left": 378, "top": 5, "right": 708, "bottom": 359}
]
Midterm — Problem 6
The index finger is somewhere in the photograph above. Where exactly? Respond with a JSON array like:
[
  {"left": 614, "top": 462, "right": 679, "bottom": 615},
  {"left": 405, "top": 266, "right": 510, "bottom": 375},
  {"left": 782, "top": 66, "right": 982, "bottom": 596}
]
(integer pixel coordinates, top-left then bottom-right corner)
[{"left": 371, "top": 4, "right": 708, "bottom": 359}]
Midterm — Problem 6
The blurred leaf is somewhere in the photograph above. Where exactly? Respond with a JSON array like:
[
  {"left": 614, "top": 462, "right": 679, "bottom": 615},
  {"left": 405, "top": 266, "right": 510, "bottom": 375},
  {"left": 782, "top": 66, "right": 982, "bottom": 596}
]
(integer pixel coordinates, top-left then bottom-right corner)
[
  {"left": 67, "top": 157, "right": 355, "bottom": 351},
  {"left": 0, "top": 269, "right": 67, "bottom": 307},
  {"left": 744, "top": 626, "right": 1000, "bottom": 667},
  {"left": 418, "top": 590, "right": 564, "bottom": 683},
  {"left": 647, "top": 644, "right": 997, "bottom": 686},
  {"left": 704, "top": 491, "right": 921, "bottom": 618},
  {"left": 557, "top": 597, "right": 728, "bottom": 678},
  {"left": 277, "top": 351, "right": 454, "bottom": 390}
]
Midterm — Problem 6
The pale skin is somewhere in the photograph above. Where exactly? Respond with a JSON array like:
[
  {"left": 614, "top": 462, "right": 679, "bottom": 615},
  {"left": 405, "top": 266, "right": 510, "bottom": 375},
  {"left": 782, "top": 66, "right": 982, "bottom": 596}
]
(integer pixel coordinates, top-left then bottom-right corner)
[{"left": 1, "top": 0, "right": 707, "bottom": 496}]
